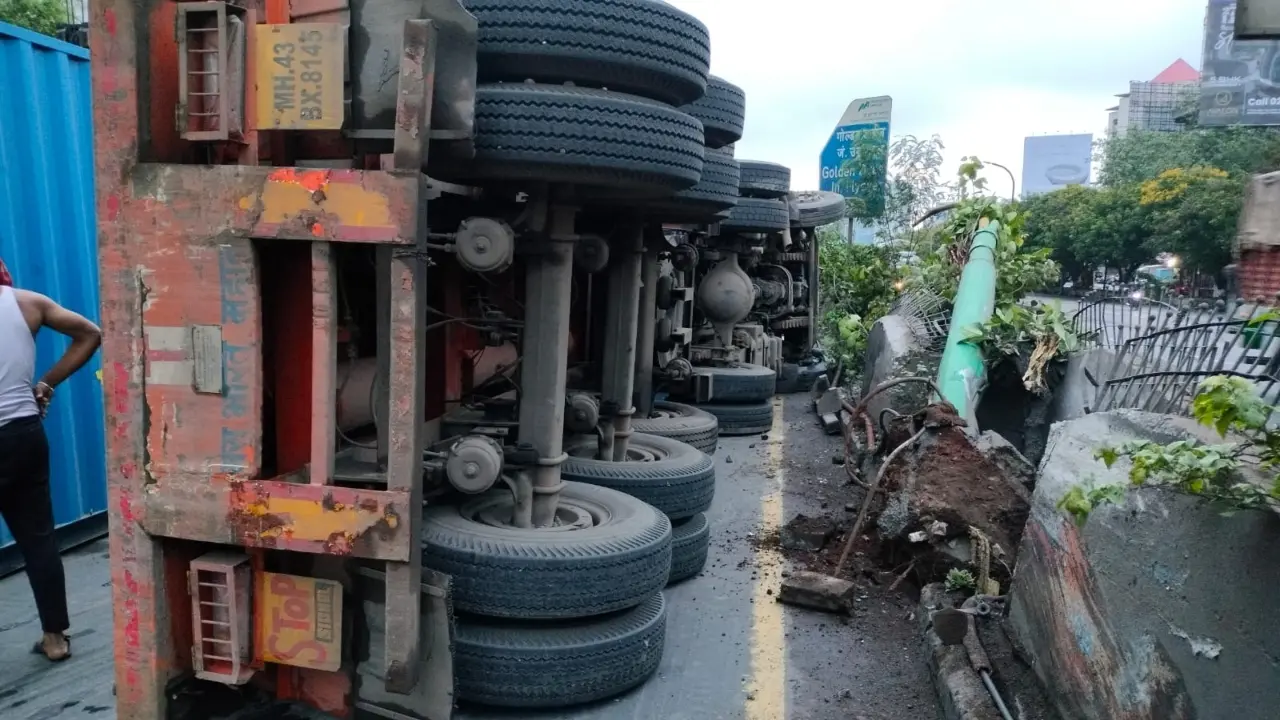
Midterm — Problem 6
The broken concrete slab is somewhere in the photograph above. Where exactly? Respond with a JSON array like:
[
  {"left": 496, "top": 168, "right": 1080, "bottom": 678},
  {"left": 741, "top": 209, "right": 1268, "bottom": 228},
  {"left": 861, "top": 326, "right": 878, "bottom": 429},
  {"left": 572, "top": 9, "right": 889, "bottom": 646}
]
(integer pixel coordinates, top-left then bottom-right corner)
[
  {"left": 779, "top": 514, "right": 838, "bottom": 552},
  {"left": 972, "top": 430, "right": 1036, "bottom": 488},
  {"left": 814, "top": 387, "right": 843, "bottom": 415},
  {"left": 861, "top": 315, "right": 937, "bottom": 421},
  {"left": 1009, "top": 410, "right": 1280, "bottom": 720},
  {"left": 876, "top": 424, "right": 1030, "bottom": 559},
  {"left": 778, "top": 571, "right": 858, "bottom": 613}
]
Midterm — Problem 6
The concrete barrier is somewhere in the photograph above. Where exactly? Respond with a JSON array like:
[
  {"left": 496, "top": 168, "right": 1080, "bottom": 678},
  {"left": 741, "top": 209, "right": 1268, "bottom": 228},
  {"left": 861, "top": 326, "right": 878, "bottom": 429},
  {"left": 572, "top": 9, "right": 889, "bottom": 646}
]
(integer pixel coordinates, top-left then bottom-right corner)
[{"left": 1008, "top": 410, "right": 1280, "bottom": 720}]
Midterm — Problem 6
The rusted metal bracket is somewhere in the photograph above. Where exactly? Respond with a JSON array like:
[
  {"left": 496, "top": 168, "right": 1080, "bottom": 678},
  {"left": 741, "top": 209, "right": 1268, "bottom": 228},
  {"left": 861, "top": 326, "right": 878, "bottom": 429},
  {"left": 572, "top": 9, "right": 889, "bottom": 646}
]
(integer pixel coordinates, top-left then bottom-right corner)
[
  {"left": 129, "top": 164, "right": 423, "bottom": 244},
  {"left": 382, "top": 18, "right": 437, "bottom": 697},
  {"left": 142, "top": 480, "right": 414, "bottom": 561}
]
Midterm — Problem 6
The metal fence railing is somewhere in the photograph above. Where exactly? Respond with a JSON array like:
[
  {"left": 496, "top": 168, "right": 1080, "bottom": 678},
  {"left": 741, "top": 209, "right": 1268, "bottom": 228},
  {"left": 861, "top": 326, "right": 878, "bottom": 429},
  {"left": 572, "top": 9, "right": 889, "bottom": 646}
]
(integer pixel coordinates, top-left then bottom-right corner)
[
  {"left": 1076, "top": 292, "right": 1280, "bottom": 419},
  {"left": 889, "top": 289, "right": 951, "bottom": 350}
]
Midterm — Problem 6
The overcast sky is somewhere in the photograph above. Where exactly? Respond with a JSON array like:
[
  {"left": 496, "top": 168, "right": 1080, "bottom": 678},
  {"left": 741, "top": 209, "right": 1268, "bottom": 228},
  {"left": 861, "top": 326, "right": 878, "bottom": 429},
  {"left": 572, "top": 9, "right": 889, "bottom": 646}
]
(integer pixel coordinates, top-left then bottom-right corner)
[{"left": 669, "top": 0, "right": 1212, "bottom": 193}]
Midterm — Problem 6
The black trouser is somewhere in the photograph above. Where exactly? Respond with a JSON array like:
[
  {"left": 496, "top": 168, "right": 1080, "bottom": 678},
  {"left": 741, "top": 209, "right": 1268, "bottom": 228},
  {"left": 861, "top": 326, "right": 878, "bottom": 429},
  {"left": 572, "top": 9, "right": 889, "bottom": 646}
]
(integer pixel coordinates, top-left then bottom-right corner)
[{"left": 0, "top": 414, "right": 69, "bottom": 633}]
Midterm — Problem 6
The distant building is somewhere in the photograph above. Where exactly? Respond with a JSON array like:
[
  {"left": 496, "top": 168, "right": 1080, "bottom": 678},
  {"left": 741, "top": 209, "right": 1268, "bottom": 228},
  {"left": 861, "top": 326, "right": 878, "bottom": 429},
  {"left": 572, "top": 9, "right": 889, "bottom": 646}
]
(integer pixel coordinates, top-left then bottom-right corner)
[{"left": 1106, "top": 59, "right": 1201, "bottom": 137}]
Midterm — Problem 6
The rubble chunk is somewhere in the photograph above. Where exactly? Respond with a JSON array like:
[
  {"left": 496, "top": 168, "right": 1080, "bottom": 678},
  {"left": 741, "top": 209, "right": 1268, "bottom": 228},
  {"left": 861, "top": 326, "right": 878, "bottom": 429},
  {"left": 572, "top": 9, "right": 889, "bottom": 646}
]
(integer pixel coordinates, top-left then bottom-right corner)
[
  {"left": 778, "top": 571, "right": 858, "bottom": 613},
  {"left": 779, "top": 513, "right": 838, "bottom": 551}
]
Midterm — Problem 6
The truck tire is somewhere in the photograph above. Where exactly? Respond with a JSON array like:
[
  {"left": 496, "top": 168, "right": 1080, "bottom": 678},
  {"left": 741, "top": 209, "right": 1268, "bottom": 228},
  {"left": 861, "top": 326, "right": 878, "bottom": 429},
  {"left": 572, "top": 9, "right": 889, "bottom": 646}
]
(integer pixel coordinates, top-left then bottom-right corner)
[
  {"left": 594, "top": 147, "right": 738, "bottom": 222},
  {"left": 789, "top": 190, "right": 847, "bottom": 228},
  {"left": 422, "top": 482, "right": 671, "bottom": 619},
  {"left": 631, "top": 401, "right": 719, "bottom": 455},
  {"left": 434, "top": 83, "right": 705, "bottom": 194},
  {"left": 719, "top": 197, "right": 789, "bottom": 233},
  {"left": 738, "top": 160, "right": 791, "bottom": 198},
  {"left": 668, "top": 148, "right": 740, "bottom": 212},
  {"left": 682, "top": 76, "right": 745, "bottom": 149},
  {"left": 562, "top": 433, "right": 715, "bottom": 520},
  {"left": 466, "top": 0, "right": 711, "bottom": 106},
  {"left": 695, "top": 400, "right": 775, "bottom": 437},
  {"left": 692, "top": 362, "right": 777, "bottom": 402},
  {"left": 668, "top": 513, "right": 710, "bottom": 585},
  {"left": 775, "top": 361, "right": 827, "bottom": 395},
  {"left": 455, "top": 593, "right": 666, "bottom": 708}
]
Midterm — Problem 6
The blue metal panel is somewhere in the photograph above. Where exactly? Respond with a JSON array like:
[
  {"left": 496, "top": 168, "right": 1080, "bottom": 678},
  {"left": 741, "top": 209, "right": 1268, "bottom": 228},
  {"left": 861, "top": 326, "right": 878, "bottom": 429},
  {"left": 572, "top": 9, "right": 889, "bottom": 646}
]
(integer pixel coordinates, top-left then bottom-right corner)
[{"left": 0, "top": 23, "right": 105, "bottom": 557}]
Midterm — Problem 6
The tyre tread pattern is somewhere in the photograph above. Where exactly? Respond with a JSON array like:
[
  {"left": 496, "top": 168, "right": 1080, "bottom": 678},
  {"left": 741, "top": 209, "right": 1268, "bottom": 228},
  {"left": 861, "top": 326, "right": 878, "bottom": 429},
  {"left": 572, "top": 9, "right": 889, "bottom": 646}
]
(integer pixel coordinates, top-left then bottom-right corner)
[
  {"left": 467, "top": 0, "right": 711, "bottom": 105},
  {"left": 738, "top": 160, "right": 792, "bottom": 198},
  {"left": 562, "top": 433, "right": 716, "bottom": 520},
  {"left": 720, "top": 197, "right": 790, "bottom": 233},
  {"left": 682, "top": 76, "right": 745, "bottom": 149},
  {"left": 455, "top": 593, "right": 667, "bottom": 707},
  {"left": 668, "top": 513, "right": 710, "bottom": 584},
  {"left": 672, "top": 149, "right": 739, "bottom": 208},
  {"left": 422, "top": 483, "right": 672, "bottom": 619},
  {"left": 694, "top": 362, "right": 777, "bottom": 402},
  {"left": 438, "top": 84, "right": 705, "bottom": 193},
  {"left": 696, "top": 400, "right": 775, "bottom": 437}
]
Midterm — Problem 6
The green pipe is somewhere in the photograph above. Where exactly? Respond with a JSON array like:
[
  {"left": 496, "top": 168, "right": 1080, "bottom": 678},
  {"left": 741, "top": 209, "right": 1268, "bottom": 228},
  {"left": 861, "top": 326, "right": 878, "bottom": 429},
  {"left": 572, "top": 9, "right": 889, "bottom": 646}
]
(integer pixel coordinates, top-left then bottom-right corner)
[{"left": 936, "top": 221, "right": 1000, "bottom": 425}]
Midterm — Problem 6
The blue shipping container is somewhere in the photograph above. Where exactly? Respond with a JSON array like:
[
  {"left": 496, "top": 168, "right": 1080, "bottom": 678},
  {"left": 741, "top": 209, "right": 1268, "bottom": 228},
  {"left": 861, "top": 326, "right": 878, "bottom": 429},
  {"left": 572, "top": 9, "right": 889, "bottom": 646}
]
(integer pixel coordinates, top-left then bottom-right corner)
[{"left": 0, "top": 22, "right": 106, "bottom": 571}]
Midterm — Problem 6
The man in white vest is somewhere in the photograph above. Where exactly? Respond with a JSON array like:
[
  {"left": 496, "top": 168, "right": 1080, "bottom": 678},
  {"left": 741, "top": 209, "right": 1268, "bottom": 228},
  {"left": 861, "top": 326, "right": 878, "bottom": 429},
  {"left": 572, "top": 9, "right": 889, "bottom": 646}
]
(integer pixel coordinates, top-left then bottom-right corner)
[{"left": 0, "top": 256, "right": 101, "bottom": 661}]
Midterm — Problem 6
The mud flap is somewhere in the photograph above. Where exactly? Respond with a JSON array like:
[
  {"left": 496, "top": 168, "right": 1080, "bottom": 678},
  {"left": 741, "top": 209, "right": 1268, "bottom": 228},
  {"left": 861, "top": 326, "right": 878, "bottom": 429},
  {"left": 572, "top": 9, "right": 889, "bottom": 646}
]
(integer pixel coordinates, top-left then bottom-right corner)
[{"left": 354, "top": 568, "right": 456, "bottom": 720}]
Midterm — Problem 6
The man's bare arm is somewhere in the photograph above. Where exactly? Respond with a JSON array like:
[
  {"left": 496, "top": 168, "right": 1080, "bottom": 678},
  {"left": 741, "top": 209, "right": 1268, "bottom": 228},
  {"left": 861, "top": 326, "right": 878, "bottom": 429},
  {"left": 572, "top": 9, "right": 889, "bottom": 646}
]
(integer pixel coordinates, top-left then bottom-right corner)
[{"left": 26, "top": 291, "right": 102, "bottom": 389}]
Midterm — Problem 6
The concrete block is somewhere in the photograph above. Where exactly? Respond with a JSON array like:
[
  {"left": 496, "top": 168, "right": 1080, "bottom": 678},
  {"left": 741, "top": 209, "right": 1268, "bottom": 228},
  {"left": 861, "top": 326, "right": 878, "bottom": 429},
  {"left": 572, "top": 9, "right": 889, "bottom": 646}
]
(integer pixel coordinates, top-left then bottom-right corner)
[
  {"left": 777, "top": 571, "right": 857, "bottom": 613},
  {"left": 820, "top": 412, "right": 841, "bottom": 435},
  {"left": 860, "top": 316, "right": 933, "bottom": 420},
  {"left": 1009, "top": 410, "right": 1280, "bottom": 720},
  {"left": 972, "top": 431, "right": 1035, "bottom": 489}
]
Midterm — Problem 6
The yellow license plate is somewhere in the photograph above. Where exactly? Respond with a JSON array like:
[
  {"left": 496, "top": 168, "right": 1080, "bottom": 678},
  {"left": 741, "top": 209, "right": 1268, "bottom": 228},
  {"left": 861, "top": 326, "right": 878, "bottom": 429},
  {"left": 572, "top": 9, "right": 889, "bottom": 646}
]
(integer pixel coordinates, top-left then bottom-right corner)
[
  {"left": 257, "top": 572, "right": 342, "bottom": 671},
  {"left": 253, "top": 23, "right": 345, "bottom": 130}
]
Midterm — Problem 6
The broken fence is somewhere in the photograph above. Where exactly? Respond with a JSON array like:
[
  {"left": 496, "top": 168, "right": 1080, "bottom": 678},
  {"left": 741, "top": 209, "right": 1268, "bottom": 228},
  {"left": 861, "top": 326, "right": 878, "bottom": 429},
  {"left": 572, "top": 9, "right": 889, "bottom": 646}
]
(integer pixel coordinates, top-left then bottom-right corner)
[{"left": 1072, "top": 292, "right": 1280, "bottom": 420}]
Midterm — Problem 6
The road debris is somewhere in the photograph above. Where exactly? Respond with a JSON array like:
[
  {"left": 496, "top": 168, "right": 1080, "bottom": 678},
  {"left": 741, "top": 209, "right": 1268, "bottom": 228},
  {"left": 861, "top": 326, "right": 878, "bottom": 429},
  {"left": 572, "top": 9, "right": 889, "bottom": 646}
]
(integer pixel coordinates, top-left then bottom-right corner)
[
  {"left": 780, "top": 513, "right": 839, "bottom": 552},
  {"left": 778, "top": 571, "right": 859, "bottom": 614}
]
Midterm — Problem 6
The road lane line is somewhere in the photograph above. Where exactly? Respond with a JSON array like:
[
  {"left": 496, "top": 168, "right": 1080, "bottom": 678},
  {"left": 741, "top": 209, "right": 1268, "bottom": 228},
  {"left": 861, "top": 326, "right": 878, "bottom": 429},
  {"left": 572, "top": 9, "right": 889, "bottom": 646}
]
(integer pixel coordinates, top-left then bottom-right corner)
[{"left": 746, "top": 396, "right": 787, "bottom": 720}]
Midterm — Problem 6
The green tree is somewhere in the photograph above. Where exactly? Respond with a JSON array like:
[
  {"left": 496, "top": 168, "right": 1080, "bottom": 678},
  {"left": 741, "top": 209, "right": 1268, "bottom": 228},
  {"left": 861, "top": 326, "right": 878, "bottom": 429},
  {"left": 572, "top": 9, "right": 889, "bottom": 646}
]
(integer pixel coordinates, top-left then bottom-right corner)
[
  {"left": 1099, "top": 127, "right": 1280, "bottom": 188},
  {"left": 0, "top": 0, "right": 67, "bottom": 36},
  {"left": 1020, "top": 186, "right": 1091, "bottom": 284},
  {"left": 816, "top": 229, "right": 900, "bottom": 367},
  {"left": 838, "top": 133, "right": 952, "bottom": 241},
  {"left": 1139, "top": 167, "right": 1245, "bottom": 276},
  {"left": 881, "top": 134, "right": 950, "bottom": 237},
  {"left": 1076, "top": 184, "right": 1153, "bottom": 281}
]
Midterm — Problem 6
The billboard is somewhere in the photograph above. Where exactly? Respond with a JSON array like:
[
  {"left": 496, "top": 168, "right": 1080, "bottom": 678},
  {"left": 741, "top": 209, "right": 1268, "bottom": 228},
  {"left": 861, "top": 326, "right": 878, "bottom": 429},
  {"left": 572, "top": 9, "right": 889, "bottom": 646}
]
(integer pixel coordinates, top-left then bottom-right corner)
[
  {"left": 819, "top": 96, "right": 892, "bottom": 204},
  {"left": 1021, "top": 134, "right": 1093, "bottom": 198},
  {"left": 1200, "top": 0, "right": 1280, "bottom": 126}
]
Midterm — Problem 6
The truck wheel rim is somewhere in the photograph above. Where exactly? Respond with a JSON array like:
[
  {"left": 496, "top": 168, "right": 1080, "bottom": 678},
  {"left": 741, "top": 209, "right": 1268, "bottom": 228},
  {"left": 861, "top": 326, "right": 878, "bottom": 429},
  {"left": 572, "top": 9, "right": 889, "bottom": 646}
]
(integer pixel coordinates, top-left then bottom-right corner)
[{"left": 468, "top": 495, "right": 600, "bottom": 531}]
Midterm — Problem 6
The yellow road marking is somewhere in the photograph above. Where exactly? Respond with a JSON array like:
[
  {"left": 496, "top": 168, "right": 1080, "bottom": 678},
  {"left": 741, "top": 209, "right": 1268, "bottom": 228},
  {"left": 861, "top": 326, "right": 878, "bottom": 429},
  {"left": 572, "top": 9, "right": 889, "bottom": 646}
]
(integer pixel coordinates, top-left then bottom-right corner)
[{"left": 746, "top": 396, "right": 787, "bottom": 719}]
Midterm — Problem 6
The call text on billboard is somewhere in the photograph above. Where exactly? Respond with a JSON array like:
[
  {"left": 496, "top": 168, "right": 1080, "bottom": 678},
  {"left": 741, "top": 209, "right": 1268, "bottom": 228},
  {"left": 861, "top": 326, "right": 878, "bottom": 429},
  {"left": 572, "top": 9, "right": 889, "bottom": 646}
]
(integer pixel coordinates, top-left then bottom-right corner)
[{"left": 1201, "top": 0, "right": 1280, "bottom": 126}]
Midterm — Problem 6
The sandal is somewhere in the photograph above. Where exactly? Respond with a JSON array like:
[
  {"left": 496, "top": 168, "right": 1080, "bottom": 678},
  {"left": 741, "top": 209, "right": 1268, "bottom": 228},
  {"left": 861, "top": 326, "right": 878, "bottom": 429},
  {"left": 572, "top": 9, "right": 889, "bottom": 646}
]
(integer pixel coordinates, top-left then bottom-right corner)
[{"left": 31, "top": 633, "right": 72, "bottom": 662}]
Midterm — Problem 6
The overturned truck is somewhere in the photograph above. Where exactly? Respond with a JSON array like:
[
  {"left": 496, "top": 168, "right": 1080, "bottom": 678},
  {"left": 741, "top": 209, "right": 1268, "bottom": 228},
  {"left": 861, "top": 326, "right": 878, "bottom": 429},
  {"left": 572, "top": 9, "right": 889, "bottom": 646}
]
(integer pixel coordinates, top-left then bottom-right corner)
[{"left": 91, "top": 0, "right": 843, "bottom": 717}]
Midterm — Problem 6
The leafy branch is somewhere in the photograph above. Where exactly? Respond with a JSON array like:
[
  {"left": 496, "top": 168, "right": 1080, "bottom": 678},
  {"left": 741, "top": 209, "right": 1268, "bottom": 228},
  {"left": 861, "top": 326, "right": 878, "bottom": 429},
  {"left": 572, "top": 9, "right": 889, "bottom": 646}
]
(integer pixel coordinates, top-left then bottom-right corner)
[
  {"left": 908, "top": 194, "right": 1059, "bottom": 307},
  {"left": 1061, "top": 376, "right": 1280, "bottom": 525},
  {"left": 960, "top": 303, "right": 1087, "bottom": 393}
]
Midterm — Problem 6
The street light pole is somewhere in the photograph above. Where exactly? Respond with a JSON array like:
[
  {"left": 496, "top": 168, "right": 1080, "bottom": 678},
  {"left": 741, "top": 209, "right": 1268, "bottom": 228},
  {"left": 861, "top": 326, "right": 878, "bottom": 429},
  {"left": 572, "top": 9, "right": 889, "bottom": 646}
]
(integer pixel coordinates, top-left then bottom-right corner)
[{"left": 986, "top": 161, "right": 1017, "bottom": 201}]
